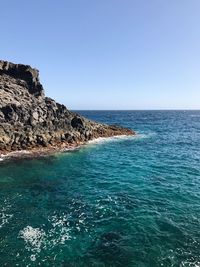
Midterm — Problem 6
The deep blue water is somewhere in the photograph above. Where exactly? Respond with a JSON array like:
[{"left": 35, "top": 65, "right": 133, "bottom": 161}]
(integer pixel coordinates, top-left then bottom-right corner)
[{"left": 0, "top": 110, "right": 200, "bottom": 267}]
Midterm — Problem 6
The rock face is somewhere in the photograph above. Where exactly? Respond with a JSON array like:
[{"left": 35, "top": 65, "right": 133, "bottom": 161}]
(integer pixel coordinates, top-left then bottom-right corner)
[{"left": 0, "top": 60, "right": 135, "bottom": 153}]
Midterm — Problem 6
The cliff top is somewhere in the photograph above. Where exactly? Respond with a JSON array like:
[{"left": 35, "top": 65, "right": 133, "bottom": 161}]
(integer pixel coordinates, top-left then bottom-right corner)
[{"left": 0, "top": 60, "right": 43, "bottom": 97}]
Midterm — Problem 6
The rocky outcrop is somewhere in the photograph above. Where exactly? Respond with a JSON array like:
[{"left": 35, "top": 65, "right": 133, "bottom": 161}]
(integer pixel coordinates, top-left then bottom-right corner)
[{"left": 0, "top": 60, "right": 135, "bottom": 154}]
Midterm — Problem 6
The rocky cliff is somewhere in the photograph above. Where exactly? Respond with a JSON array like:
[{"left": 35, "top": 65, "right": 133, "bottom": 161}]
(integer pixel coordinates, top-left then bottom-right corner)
[{"left": 0, "top": 60, "right": 134, "bottom": 154}]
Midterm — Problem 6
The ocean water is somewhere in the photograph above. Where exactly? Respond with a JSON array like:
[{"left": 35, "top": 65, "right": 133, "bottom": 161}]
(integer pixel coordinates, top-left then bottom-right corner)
[{"left": 0, "top": 110, "right": 200, "bottom": 267}]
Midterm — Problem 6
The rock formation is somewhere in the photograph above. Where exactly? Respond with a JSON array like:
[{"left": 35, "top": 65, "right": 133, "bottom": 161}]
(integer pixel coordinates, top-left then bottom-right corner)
[{"left": 0, "top": 60, "right": 135, "bottom": 154}]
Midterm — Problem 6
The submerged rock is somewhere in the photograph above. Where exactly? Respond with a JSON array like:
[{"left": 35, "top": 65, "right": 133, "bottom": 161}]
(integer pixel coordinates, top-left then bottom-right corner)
[
  {"left": 84, "top": 231, "right": 134, "bottom": 267},
  {"left": 0, "top": 60, "right": 135, "bottom": 154}
]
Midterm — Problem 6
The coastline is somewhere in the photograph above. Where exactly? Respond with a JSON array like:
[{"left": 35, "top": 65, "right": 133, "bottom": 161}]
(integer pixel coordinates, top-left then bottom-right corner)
[
  {"left": 0, "top": 61, "right": 135, "bottom": 157},
  {"left": 0, "top": 133, "right": 135, "bottom": 161},
  {"left": 0, "top": 143, "right": 82, "bottom": 161},
  {"left": 0, "top": 60, "right": 135, "bottom": 161}
]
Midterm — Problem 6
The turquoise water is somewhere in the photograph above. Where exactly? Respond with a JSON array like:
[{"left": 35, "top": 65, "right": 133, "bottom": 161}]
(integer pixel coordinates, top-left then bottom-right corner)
[{"left": 0, "top": 111, "right": 200, "bottom": 267}]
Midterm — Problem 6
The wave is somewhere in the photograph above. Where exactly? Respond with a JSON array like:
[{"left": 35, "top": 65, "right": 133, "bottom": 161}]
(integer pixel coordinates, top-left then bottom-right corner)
[
  {"left": 135, "top": 132, "right": 157, "bottom": 139},
  {"left": 88, "top": 135, "right": 135, "bottom": 144},
  {"left": 88, "top": 132, "right": 156, "bottom": 145},
  {"left": 0, "top": 150, "right": 31, "bottom": 161}
]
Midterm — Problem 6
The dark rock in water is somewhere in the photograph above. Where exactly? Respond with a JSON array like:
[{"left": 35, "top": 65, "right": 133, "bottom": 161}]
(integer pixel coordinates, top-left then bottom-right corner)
[
  {"left": 96, "top": 232, "right": 123, "bottom": 256},
  {"left": 100, "top": 231, "right": 122, "bottom": 242},
  {"left": 85, "top": 231, "right": 134, "bottom": 266},
  {"left": 0, "top": 60, "right": 135, "bottom": 154}
]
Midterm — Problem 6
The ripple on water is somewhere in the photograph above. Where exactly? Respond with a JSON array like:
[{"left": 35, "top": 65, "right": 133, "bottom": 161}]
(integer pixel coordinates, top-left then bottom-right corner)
[
  {"left": 0, "top": 198, "right": 13, "bottom": 229},
  {"left": 18, "top": 213, "right": 72, "bottom": 262},
  {"left": 87, "top": 132, "right": 157, "bottom": 145},
  {"left": 0, "top": 111, "right": 200, "bottom": 266}
]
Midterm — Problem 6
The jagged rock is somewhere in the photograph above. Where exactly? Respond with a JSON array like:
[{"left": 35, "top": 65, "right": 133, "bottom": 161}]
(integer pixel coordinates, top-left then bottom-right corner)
[
  {"left": 0, "top": 60, "right": 135, "bottom": 154},
  {"left": 71, "top": 116, "right": 84, "bottom": 129}
]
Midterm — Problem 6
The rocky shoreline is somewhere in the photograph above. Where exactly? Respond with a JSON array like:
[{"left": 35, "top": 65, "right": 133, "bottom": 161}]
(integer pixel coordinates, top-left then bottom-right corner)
[
  {"left": 0, "top": 135, "right": 135, "bottom": 161},
  {"left": 0, "top": 60, "right": 135, "bottom": 159}
]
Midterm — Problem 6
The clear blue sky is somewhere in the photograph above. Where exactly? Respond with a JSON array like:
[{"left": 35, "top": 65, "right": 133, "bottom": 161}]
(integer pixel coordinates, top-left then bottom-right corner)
[{"left": 1, "top": 0, "right": 200, "bottom": 109}]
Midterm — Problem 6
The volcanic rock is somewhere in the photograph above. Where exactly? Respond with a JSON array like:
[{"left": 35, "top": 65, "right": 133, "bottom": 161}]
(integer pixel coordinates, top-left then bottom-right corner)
[{"left": 0, "top": 60, "right": 135, "bottom": 154}]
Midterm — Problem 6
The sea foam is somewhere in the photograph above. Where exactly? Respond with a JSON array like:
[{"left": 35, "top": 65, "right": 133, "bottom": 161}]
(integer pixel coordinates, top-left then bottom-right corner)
[
  {"left": 19, "top": 226, "right": 46, "bottom": 253},
  {"left": 88, "top": 132, "right": 156, "bottom": 145},
  {"left": 88, "top": 134, "right": 137, "bottom": 144}
]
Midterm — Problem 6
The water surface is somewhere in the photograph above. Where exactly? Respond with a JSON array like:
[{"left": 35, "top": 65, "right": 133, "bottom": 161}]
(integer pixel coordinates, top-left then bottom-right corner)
[{"left": 0, "top": 111, "right": 200, "bottom": 266}]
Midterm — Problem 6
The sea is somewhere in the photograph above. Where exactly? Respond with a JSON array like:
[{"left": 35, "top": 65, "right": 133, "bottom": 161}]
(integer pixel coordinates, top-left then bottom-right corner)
[{"left": 0, "top": 110, "right": 200, "bottom": 267}]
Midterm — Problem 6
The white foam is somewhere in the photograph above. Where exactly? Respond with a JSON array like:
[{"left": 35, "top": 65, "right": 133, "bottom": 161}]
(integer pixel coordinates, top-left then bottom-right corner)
[
  {"left": 181, "top": 261, "right": 200, "bottom": 267},
  {"left": 0, "top": 154, "right": 5, "bottom": 161},
  {"left": 19, "top": 226, "right": 46, "bottom": 253},
  {"left": 48, "top": 214, "right": 72, "bottom": 244},
  {"left": 7, "top": 150, "right": 31, "bottom": 156},
  {"left": 19, "top": 226, "right": 47, "bottom": 262},
  {"left": 134, "top": 132, "right": 157, "bottom": 139},
  {"left": 88, "top": 132, "right": 156, "bottom": 145},
  {"left": 0, "top": 198, "right": 13, "bottom": 228},
  {"left": 88, "top": 135, "right": 135, "bottom": 144},
  {"left": 19, "top": 213, "right": 73, "bottom": 260},
  {"left": 0, "top": 213, "right": 13, "bottom": 228},
  {"left": 30, "top": 254, "right": 36, "bottom": 262},
  {"left": 0, "top": 150, "right": 31, "bottom": 161}
]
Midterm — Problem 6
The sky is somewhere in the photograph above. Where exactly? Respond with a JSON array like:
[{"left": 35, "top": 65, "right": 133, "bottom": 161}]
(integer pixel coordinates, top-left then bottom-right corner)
[{"left": 1, "top": 0, "right": 200, "bottom": 110}]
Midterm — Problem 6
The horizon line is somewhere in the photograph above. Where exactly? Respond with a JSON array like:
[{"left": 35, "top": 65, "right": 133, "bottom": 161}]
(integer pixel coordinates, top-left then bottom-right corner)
[{"left": 72, "top": 109, "right": 200, "bottom": 111}]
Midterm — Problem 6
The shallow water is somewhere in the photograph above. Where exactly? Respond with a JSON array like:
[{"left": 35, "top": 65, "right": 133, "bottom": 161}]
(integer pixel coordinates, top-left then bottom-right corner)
[{"left": 0, "top": 110, "right": 200, "bottom": 266}]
